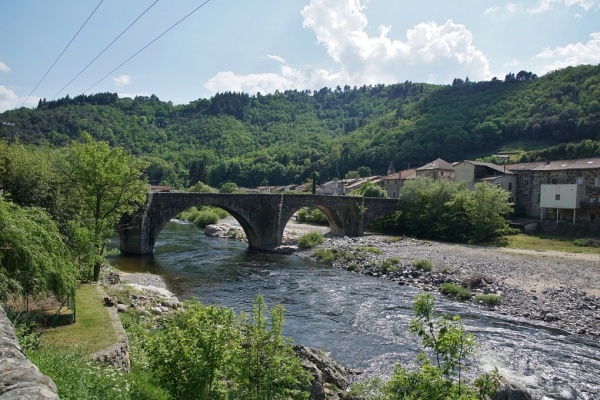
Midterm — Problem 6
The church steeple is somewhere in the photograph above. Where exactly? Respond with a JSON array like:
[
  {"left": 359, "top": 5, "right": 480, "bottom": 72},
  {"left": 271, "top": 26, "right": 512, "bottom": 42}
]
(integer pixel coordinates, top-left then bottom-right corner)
[{"left": 387, "top": 161, "right": 396, "bottom": 175}]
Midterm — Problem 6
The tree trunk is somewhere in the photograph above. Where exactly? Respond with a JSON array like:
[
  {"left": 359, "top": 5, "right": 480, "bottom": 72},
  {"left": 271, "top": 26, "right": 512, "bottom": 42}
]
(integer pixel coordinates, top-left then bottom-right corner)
[{"left": 93, "top": 261, "right": 101, "bottom": 282}]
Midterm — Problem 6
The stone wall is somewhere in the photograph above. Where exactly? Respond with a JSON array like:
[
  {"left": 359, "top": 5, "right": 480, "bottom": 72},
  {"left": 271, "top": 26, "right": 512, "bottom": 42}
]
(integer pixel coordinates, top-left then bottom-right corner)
[{"left": 0, "top": 306, "right": 59, "bottom": 399}]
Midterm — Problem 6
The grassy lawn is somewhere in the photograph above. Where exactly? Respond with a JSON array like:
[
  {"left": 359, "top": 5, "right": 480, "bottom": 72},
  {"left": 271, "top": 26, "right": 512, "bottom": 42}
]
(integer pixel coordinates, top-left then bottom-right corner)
[
  {"left": 39, "top": 284, "right": 119, "bottom": 354},
  {"left": 496, "top": 233, "right": 600, "bottom": 254}
]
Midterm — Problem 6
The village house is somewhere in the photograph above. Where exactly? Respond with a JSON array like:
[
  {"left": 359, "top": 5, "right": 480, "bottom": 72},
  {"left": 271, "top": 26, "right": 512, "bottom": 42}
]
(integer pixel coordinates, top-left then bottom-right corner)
[
  {"left": 381, "top": 169, "right": 416, "bottom": 198},
  {"left": 506, "top": 158, "right": 600, "bottom": 224},
  {"left": 453, "top": 160, "right": 516, "bottom": 202},
  {"left": 415, "top": 158, "right": 455, "bottom": 180}
]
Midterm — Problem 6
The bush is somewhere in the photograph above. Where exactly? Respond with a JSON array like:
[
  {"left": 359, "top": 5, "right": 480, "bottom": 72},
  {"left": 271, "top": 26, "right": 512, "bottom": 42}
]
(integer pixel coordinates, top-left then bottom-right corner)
[
  {"left": 440, "top": 283, "right": 472, "bottom": 301},
  {"left": 474, "top": 293, "right": 502, "bottom": 306},
  {"left": 411, "top": 258, "right": 433, "bottom": 271},
  {"left": 193, "top": 210, "right": 220, "bottom": 227},
  {"left": 312, "top": 248, "right": 337, "bottom": 261},
  {"left": 298, "top": 232, "right": 325, "bottom": 248},
  {"left": 297, "top": 207, "right": 328, "bottom": 225}
]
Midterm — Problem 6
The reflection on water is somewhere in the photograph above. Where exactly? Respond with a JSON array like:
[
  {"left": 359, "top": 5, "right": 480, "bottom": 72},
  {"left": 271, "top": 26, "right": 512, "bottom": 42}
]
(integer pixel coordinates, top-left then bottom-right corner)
[{"left": 111, "top": 221, "right": 600, "bottom": 399}]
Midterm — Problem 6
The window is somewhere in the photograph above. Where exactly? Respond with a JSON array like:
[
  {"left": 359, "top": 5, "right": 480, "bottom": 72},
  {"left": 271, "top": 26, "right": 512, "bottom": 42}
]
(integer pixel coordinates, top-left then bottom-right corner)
[
  {"left": 508, "top": 182, "right": 512, "bottom": 190},
  {"left": 595, "top": 177, "right": 600, "bottom": 187},
  {"left": 525, "top": 179, "right": 529, "bottom": 187},
  {"left": 591, "top": 214, "right": 596, "bottom": 222},
  {"left": 555, "top": 194, "right": 560, "bottom": 201},
  {"left": 551, "top": 178, "right": 558, "bottom": 184}
]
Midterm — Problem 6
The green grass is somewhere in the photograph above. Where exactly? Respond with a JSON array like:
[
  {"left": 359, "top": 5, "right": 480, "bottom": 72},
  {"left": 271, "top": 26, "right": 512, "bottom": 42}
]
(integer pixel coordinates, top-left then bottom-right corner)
[
  {"left": 298, "top": 231, "right": 325, "bottom": 248},
  {"left": 496, "top": 233, "right": 600, "bottom": 254},
  {"left": 474, "top": 293, "right": 502, "bottom": 306},
  {"left": 39, "top": 284, "right": 118, "bottom": 354},
  {"left": 440, "top": 283, "right": 472, "bottom": 301},
  {"left": 411, "top": 258, "right": 433, "bottom": 271}
]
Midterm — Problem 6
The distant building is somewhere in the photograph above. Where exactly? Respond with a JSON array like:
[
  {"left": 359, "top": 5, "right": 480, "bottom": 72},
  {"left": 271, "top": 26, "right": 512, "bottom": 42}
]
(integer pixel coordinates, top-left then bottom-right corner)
[
  {"left": 381, "top": 169, "right": 416, "bottom": 198},
  {"left": 415, "top": 158, "right": 455, "bottom": 180},
  {"left": 506, "top": 158, "right": 600, "bottom": 223},
  {"left": 453, "top": 160, "right": 516, "bottom": 202}
]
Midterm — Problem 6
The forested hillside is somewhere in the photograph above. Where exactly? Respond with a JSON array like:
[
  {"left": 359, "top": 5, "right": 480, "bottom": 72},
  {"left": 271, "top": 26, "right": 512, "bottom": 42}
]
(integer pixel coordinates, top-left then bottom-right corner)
[{"left": 1, "top": 64, "right": 599, "bottom": 188}]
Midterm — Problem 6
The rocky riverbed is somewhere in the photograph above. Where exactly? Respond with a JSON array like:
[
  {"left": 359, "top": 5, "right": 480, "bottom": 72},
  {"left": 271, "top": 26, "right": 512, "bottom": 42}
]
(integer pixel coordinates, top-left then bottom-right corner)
[{"left": 295, "top": 234, "right": 600, "bottom": 338}]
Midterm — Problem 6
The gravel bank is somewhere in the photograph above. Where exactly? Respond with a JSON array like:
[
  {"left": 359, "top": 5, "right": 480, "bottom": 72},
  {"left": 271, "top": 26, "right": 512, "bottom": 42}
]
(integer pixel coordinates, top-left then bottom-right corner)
[{"left": 296, "top": 235, "right": 600, "bottom": 338}]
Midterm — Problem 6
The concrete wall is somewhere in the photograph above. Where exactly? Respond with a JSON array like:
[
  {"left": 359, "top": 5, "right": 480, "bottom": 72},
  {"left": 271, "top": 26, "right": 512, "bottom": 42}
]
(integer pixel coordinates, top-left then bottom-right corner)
[{"left": 0, "top": 306, "right": 59, "bottom": 399}]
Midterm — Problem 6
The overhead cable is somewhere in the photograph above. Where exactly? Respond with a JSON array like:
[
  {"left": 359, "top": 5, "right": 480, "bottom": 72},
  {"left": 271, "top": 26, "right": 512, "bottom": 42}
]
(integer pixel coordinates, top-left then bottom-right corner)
[
  {"left": 83, "top": 0, "right": 213, "bottom": 94},
  {"left": 51, "top": 0, "right": 160, "bottom": 100},
  {"left": 21, "top": 0, "right": 104, "bottom": 107}
]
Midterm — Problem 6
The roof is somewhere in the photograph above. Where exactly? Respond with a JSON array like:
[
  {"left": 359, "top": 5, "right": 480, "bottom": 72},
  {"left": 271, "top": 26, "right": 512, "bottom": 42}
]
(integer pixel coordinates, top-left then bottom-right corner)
[
  {"left": 382, "top": 169, "right": 416, "bottom": 180},
  {"left": 416, "top": 158, "right": 455, "bottom": 171},
  {"left": 506, "top": 158, "right": 600, "bottom": 172},
  {"left": 456, "top": 160, "right": 515, "bottom": 175}
]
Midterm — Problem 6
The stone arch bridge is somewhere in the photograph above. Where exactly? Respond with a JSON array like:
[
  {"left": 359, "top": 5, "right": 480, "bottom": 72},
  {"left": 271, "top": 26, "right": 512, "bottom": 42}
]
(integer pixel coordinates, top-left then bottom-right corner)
[{"left": 118, "top": 193, "right": 400, "bottom": 255}]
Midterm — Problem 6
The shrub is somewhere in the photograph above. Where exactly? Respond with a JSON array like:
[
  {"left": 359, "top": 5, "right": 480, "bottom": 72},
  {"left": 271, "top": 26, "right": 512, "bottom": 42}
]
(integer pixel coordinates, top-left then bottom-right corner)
[
  {"left": 440, "top": 283, "right": 472, "bottom": 301},
  {"left": 356, "top": 246, "right": 382, "bottom": 254},
  {"left": 297, "top": 207, "right": 328, "bottom": 225},
  {"left": 411, "top": 258, "right": 433, "bottom": 271},
  {"left": 193, "top": 210, "right": 220, "bottom": 227},
  {"left": 474, "top": 293, "right": 502, "bottom": 306},
  {"left": 379, "top": 259, "right": 397, "bottom": 274},
  {"left": 298, "top": 232, "right": 325, "bottom": 248},
  {"left": 312, "top": 248, "right": 336, "bottom": 261}
]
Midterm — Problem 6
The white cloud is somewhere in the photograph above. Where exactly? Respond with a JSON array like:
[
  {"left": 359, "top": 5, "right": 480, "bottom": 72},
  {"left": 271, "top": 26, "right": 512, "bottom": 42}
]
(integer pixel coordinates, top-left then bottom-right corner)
[
  {"left": 0, "top": 61, "right": 10, "bottom": 73},
  {"left": 485, "top": 6, "right": 501, "bottom": 14},
  {"left": 112, "top": 75, "right": 131, "bottom": 87},
  {"left": 529, "top": 0, "right": 599, "bottom": 13},
  {"left": 503, "top": 59, "right": 520, "bottom": 68},
  {"left": 266, "top": 55, "right": 286, "bottom": 64},
  {"left": 536, "top": 32, "right": 600, "bottom": 74},
  {"left": 204, "top": 0, "right": 493, "bottom": 95},
  {"left": 0, "top": 85, "right": 38, "bottom": 112},
  {"left": 506, "top": 3, "right": 519, "bottom": 12}
]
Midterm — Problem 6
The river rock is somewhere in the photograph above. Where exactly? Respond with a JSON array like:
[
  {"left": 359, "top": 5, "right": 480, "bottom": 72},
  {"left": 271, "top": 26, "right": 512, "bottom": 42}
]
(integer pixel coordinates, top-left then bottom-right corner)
[
  {"left": 293, "top": 344, "right": 355, "bottom": 400},
  {"left": 494, "top": 378, "right": 532, "bottom": 400},
  {"left": 116, "top": 304, "right": 127, "bottom": 313}
]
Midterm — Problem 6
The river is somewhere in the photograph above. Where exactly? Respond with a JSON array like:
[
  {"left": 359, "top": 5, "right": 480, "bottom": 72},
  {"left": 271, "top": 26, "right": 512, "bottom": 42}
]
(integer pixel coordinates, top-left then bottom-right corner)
[{"left": 112, "top": 220, "right": 600, "bottom": 399}]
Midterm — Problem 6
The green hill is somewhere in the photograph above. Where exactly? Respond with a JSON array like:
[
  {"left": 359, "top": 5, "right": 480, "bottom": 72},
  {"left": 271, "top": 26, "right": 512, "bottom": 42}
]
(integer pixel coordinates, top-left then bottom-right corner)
[{"left": 1, "top": 64, "right": 599, "bottom": 188}]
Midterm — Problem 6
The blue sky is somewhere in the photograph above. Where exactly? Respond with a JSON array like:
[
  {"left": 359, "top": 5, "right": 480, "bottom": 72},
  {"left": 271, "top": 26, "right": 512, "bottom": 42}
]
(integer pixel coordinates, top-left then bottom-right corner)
[{"left": 1, "top": 0, "right": 599, "bottom": 112}]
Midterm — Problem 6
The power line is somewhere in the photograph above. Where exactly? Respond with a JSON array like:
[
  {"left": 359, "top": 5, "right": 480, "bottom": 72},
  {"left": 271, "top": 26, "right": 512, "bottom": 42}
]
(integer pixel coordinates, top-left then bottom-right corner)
[
  {"left": 83, "top": 0, "right": 213, "bottom": 95},
  {"left": 21, "top": 0, "right": 104, "bottom": 107},
  {"left": 51, "top": 0, "right": 160, "bottom": 100}
]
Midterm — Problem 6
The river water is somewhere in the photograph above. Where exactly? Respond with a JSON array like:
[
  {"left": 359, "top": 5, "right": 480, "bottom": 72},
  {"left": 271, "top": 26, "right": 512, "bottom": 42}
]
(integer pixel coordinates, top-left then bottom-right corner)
[{"left": 112, "top": 221, "right": 600, "bottom": 399}]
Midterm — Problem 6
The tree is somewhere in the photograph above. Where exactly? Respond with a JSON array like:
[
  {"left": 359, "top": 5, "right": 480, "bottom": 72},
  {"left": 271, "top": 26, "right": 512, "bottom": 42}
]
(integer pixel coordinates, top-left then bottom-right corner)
[
  {"left": 357, "top": 166, "right": 371, "bottom": 177},
  {"left": 382, "top": 293, "right": 500, "bottom": 399},
  {"left": 464, "top": 182, "right": 514, "bottom": 242},
  {"left": 65, "top": 132, "right": 148, "bottom": 281},
  {"left": 219, "top": 181, "right": 239, "bottom": 194},
  {"left": 359, "top": 181, "right": 388, "bottom": 198},
  {"left": 0, "top": 194, "right": 77, "bottom": 306}
]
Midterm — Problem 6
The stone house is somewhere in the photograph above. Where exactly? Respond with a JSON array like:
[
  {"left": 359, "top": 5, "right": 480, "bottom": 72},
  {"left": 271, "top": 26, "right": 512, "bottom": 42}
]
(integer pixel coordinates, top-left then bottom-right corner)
[
  {"left": 506, "top": 158, "right": 600, "bottom": 223},
  {"left": 381, "top": 169, "right": 416, "bottom": 198},
  {"left": 453, "top": 160, "right": 516, "bottom": 202},
  {"left": 415, "top": 158, "right": 455, "bottom": 180}
]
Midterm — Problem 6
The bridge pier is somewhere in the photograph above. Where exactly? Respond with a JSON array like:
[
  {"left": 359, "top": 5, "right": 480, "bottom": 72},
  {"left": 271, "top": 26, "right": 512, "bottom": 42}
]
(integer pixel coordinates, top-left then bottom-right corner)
[{"left": 117, "top": 193, "right": 399, "bottom": 255}]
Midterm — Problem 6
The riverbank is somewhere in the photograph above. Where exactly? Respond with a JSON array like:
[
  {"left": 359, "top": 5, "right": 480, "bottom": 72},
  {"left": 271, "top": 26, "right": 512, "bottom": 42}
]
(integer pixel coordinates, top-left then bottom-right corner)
[{"left": 295, "top": 234, "right": 600, "bottom": 338}]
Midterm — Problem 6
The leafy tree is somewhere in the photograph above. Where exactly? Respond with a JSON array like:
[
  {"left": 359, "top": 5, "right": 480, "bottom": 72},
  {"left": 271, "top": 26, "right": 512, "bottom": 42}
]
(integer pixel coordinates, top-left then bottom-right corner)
[
  {"left": 64, "top": 132, "right": 148, "bottom": 281},
  {"left": 146, "top": 301, "right": 238, "bottom": 399},
  {"left": 359, "top": 181, "right": 388, "bottom": 198},
  {"left": 345, "top": 170, "right": 360, "bottom": 179},
  {"left": 382, "top": 293, "right": 500, "bottom": 399},
  {"left": 0, "top": 194, "right": 77, "bottom": 306},
  {"left": 188, "top": 181, "right": 216, "bottom": 193},
  {"left": 231, "top": 295, "right": 311, "bottom": 399},
  {"left": 463, "top": 182, "right": 514, "bottom": 242},
  {"left": 357, "top": 166, "right": 372, "bottom": 177},
  {"left": 219, "top": 181, "right": 239, "bottom": 194}
]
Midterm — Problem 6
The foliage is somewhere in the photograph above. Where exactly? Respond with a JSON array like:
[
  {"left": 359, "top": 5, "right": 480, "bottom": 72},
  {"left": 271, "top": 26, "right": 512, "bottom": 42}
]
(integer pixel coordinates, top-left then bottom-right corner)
[
  {"left": 0, "top": 194, "right": 77, "bottom": 304},
  {"left": 146, "top": 301, "right": 239, "bottom": 399},
  {"left": 3, "top": 304, "right": 40, "bottom": 351},
  {"left": 27, "top": 347, "right": 169, "bottom": 400},
  {"left": 392, "top": 177, "right": 513, "bottom": 243},
  {"left": 297, "top": 207, "right": 329, "bottom": 225},
  {"left": 359, "top": 181, "right": 388, "bottom": 198},
  {"left": 381, "top": 293, "right": 500, "bottom": 399},
  {"left": 298, "top": 231, "right": 325, "bottom": 248},
  {"left": 64, "top": 132, "right": 148, "bottom": 281},
  {"left": 188, "top": 180, "right": 216, "bottom": 193},
  {"left": 144, "top": 296, "right": 311, "bottom": 400},
  {"left": 411, "top": 258, "right": 433, "bottom": 271},
  {"left": 440, "top": 283, "right": 473, "bottom": 301},
  {"left": 474, "top": 293, "right": 502, "bottom": 307},
  {"left": 312, "top": 248, "right": 338, "bottom": 262},
  {"left": 219, "top": 181, "right": 240, "bottom": 193}
]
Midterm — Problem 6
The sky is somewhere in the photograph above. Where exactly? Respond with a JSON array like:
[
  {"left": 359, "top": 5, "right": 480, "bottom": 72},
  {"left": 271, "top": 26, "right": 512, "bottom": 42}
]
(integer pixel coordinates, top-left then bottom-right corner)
[{"left": 1, "top": 0, "right": 599, "bottom": 112}]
